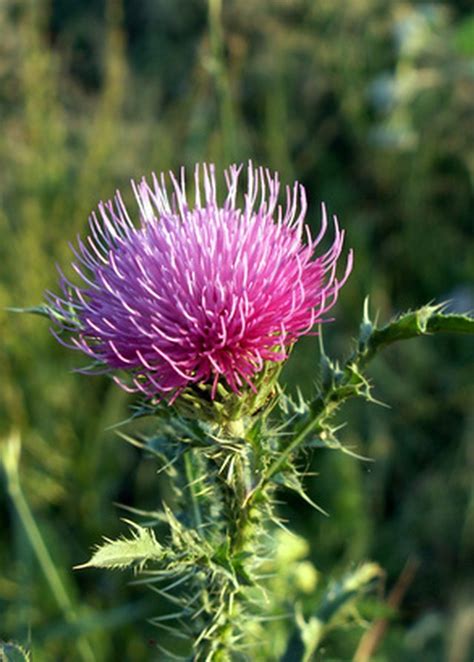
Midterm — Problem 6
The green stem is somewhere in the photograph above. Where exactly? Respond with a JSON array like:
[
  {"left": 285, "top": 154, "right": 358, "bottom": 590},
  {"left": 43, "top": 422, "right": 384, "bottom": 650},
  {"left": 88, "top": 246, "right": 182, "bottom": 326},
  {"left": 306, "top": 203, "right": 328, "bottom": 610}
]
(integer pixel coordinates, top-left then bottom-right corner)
[
  {"left": 227, "top": 453, "right": 253, "bottom": 557},
  {"left": 184, "top": 450, "right": 204, "bottom": 531},
  {"left": 197, "top": 426, "right": 257, "bottom": 661},
  {"left": 258, "top": 306, "right": 474, "bottom": 493},
  {"left": 261, "top": 397, "right": 334, "bottom": 487}
]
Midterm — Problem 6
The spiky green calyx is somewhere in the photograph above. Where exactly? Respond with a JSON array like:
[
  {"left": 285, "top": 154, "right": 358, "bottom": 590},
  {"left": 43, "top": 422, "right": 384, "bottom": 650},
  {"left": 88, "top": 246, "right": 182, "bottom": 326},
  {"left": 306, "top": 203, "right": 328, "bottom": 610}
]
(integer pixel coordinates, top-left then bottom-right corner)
[{"left": 170, "top": 360, "right": 282, "bottom": 427}]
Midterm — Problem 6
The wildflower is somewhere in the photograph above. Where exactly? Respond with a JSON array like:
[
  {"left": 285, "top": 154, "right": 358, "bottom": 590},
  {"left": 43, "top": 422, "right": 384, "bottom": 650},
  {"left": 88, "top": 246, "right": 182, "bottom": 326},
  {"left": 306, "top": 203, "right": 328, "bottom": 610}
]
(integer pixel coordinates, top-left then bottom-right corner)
[{"left": 47, "top": 163, "right": 352, "bottom": 401}]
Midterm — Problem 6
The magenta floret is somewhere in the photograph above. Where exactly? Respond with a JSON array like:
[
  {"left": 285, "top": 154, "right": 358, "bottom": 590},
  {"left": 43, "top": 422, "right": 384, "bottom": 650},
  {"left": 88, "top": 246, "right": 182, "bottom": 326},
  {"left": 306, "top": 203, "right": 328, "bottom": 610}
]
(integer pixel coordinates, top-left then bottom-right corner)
[{"left": 46, "top": 163, "right": 353, "bottom": 400}]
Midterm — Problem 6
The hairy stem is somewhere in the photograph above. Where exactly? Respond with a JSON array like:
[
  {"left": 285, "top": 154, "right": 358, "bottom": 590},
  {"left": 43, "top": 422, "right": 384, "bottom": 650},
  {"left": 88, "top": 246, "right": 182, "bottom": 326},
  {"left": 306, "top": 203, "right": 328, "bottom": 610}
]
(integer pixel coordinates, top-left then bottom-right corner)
[
  {"left": 184, "top": 450, "right": 204, "bottom": 531},
  {"left": 196, "top": 423, "right": 259, "bottom": 661},
  {"left": 255, "top": 306, "right": 474, "bottom": 494}
]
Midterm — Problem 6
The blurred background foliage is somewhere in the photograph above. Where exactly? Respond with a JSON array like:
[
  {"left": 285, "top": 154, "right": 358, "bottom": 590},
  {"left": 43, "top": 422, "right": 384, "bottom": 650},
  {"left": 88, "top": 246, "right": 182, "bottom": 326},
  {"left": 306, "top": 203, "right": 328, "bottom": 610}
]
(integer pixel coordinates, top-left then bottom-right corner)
[{"left": 0, "top": 0, "right": 473, "bottom": 659}]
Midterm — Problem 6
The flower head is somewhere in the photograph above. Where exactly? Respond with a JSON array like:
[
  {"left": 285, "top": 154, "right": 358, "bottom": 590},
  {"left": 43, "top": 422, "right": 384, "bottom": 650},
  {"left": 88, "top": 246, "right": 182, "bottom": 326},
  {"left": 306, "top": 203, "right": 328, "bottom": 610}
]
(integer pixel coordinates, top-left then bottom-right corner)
[{"left": 47, "top": 163, "right": 352, "bottom": 402}]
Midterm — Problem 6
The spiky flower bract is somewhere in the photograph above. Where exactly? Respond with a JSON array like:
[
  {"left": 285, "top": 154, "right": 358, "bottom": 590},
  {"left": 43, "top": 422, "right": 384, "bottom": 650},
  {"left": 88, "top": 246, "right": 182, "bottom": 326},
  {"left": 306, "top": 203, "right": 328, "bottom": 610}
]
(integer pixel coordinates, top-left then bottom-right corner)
[{"left": 47, "top": 163, "right": 352, "bottom": 402}]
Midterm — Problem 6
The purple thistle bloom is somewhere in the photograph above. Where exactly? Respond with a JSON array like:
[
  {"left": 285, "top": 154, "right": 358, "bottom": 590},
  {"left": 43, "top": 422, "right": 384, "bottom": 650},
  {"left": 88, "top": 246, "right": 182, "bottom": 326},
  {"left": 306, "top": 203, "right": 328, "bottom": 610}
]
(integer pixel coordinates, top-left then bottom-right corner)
[{"left": 47, "top": 163, "right": 353, "bottom": 401}]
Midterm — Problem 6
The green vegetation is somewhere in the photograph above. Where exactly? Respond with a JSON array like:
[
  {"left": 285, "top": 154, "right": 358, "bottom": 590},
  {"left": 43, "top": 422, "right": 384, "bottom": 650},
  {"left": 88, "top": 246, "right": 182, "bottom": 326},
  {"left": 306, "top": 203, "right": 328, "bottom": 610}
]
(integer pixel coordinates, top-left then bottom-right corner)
[{"left": 0, "top": 1, "right": 472, "bottom": 660}]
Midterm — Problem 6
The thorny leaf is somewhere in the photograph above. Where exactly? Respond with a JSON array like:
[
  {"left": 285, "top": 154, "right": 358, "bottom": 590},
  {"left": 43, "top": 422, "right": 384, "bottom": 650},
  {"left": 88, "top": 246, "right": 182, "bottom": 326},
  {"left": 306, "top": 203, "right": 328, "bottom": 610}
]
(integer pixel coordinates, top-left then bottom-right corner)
[{"left": 75, "top": 522, "right": 163, "bottom": 571}]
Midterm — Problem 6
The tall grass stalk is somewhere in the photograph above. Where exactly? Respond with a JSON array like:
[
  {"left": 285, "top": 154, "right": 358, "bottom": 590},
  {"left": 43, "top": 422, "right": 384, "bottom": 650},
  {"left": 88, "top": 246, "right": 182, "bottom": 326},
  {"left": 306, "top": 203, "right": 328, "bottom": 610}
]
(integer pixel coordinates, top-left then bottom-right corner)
[{"left": 1, "top": 433, "right": 96, "bottom": 662}]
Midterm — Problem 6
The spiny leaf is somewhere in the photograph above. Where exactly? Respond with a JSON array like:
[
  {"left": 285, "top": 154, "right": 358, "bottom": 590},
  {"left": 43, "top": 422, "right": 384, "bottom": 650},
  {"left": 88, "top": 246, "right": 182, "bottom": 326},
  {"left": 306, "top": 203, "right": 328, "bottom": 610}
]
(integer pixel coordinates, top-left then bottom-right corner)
[
  {"left": 281, "top": 563, "right": 383, "bottom": 662},
  {"left": 6, "top": 304, "right": 51, "bottom": 318},
  {"left": 0, "top": 642, "right": 31, "bottom": 662},
  {"left": 6, "top": 304, "right": 74, "bottom": 326},
  {"left": 315, "top": 562, "right": 383, "bottom": 624},
  {"left": 272, "top": 301, "right": 474, "bottom": 486},
  {"left": 367, "top": 305, "right": 474, "bottom": 354},
  {"left": 426, "top": 311, "right": 474, "bottom": 334},
  {"left": 307, "top": 427, "right": 374, "bottom": 462},
  {"left": 75, "top": 523, "right": 163, "bottom": 571},
  {"left": 274, "top": 471, "right": 329, "bottom": 517}
]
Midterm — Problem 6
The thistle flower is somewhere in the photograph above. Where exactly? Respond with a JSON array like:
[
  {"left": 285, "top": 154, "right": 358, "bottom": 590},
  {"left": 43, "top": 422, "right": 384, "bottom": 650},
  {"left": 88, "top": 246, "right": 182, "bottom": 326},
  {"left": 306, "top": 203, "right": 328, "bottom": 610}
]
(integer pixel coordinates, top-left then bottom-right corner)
[{"left": 47, "top": 163, "right": 352, "bottom": 401}]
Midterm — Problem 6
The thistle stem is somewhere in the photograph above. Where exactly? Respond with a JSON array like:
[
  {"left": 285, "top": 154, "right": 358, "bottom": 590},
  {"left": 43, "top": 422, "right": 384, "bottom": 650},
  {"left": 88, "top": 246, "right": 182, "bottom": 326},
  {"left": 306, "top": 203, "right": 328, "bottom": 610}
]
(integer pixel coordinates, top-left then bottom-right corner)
[
  {"left": 256, "top": 307, "right": 474, "bottom": 493},
  {"left": 197, "top": 424, "right": 257, "bottom": 661},
  {"left": 184, "top": 450, "right": 203, "bottom": 531}
]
